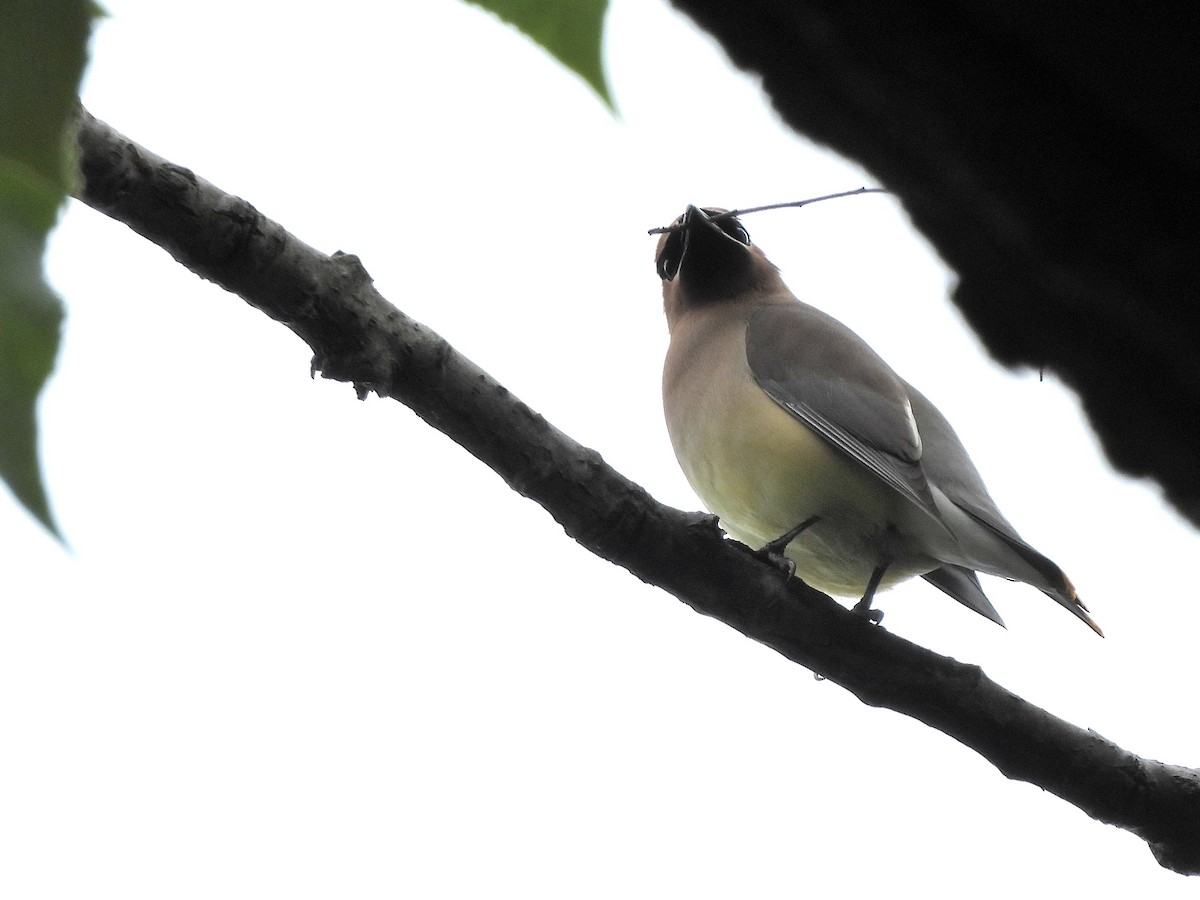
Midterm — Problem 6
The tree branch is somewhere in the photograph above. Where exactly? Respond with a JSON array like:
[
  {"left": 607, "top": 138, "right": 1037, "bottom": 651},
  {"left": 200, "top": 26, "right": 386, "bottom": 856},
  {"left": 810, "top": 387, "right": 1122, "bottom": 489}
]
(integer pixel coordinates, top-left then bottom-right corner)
[{"left": 71, "top": 110, "right": 1200, "bottom": 875}]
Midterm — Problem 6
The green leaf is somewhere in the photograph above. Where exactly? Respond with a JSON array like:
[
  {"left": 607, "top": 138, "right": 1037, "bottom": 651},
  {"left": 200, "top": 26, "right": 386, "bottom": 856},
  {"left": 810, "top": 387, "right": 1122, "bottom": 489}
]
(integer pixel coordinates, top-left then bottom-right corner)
[
  {"left": 464, "top": 0, "right": 614, "bottom": 111},
  {"left": 0, "top": 0, "right": 94, "bottom": 539}
]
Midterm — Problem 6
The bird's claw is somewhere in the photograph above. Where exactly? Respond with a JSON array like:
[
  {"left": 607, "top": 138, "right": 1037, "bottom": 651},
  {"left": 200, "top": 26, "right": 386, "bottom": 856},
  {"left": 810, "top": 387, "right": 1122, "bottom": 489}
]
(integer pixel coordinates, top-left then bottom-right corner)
[
  {"left": 754, "top": 516, "right": 820, "bottom": 582},
  {"left": 851, "top": 599, "right": 885, "bottom": 625},
  {"left": 751, "top": 544, "right": 796, "bottom": 581}
]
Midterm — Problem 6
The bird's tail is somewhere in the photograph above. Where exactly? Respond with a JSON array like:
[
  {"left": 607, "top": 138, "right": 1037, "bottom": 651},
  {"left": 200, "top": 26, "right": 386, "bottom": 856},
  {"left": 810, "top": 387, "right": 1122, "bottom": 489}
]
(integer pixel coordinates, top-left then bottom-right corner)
[{"left": 1047, "top": 573, "right": 1104, "bottom": 637}]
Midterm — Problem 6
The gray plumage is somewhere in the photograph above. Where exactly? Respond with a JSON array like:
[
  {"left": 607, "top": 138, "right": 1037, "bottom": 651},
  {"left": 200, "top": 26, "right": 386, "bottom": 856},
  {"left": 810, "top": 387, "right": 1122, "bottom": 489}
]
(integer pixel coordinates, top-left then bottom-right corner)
[{"left": 656, "top": 205, "right": 1100, "bottom": 635}]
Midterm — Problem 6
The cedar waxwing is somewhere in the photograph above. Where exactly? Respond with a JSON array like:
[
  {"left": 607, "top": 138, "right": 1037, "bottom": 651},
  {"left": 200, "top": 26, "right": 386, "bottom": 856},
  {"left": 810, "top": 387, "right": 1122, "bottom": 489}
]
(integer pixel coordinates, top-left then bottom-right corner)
[{"left": 656, "top": 205, "right": 1101, "bottom": 635}]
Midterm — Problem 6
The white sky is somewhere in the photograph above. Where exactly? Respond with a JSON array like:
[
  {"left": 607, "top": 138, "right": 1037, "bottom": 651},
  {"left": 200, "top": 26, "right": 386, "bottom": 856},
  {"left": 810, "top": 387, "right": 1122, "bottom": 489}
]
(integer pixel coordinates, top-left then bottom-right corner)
[{"left": 3, "top": 0, "right": 1197, "bottom": 895}]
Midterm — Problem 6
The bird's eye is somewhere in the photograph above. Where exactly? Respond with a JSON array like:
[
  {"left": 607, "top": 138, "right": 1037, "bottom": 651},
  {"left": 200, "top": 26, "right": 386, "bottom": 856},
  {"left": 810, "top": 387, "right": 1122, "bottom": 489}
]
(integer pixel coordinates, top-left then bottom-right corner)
[
  {"left": 717, "top": 217, "right": 751, "bottom": 245},
  {"left": 656, "top": 229, "right": 685, "bottom": 280}
]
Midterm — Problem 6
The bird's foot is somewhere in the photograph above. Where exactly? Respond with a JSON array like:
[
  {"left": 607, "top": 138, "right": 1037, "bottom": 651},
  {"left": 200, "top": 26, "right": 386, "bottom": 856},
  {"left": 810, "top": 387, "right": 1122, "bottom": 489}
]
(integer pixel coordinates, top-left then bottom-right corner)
[
  {"left": 761, "top": 516, "right": 820, "bottom": 557},
  {"left": 751, "top": 544, "right": 796, "bottom": 580},
  {"left": 755, "top": 516, "right": 820, "bottom": 581},
  {"left": 851, "top": 560, "right": 889, "bottom": 624},
  {"left": 851, "top": 596, "right": 885, "bottom": 625}
]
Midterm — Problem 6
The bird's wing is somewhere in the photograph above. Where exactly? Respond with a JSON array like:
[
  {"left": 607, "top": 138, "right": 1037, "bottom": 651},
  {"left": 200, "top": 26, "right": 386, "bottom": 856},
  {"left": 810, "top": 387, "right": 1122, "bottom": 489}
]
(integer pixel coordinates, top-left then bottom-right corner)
[
  {"left": 904, "top": 382, "right": 1064, "bottom": 581},
  {"left": 745, "top": 303, "right": 942, "bottom": 520},
  {"left": 902, "top": 382, "right": 1018, "bottom": 530},
  {"left": 906, "top": 382, "right": 1101, "bottom": 634}
]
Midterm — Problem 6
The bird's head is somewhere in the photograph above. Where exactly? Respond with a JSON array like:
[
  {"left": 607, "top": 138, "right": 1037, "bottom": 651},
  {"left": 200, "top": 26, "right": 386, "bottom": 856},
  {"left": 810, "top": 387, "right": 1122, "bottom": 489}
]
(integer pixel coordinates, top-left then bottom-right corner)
[{"left": 655, "top": 206, "right": 781, "bottom": 326}]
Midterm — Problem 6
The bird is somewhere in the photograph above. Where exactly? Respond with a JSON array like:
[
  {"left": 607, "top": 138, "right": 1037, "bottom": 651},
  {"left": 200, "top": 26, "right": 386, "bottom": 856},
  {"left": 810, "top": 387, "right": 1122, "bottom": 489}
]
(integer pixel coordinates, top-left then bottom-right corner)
[{"left": 655, "top": 204, "right": 1101, "bottom": 635}]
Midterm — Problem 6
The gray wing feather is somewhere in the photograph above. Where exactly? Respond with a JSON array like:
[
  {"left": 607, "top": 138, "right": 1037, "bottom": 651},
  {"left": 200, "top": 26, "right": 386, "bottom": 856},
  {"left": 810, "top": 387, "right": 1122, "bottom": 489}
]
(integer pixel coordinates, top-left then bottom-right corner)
[
  {"left": 746, "top": 304, "right": 941, "bottom": 519},
  {"left": 904, "top": 382, "right": 1073, "bottom": 595}
]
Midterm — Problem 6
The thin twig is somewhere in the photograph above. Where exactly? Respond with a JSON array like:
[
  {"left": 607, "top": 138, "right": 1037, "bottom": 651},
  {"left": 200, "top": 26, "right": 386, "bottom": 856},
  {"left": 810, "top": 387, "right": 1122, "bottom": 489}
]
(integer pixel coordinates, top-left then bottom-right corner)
[{"left": 647, "top": 187, "right": 891, "bottom": 234}]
